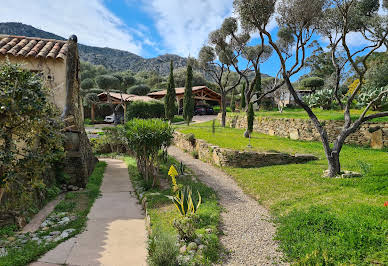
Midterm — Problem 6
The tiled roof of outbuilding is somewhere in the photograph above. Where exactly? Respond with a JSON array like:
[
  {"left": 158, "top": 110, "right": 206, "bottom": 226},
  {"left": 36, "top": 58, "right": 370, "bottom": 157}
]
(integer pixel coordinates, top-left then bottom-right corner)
[{"left": 0, "top": 35, "right": 68, "bottom": 60}]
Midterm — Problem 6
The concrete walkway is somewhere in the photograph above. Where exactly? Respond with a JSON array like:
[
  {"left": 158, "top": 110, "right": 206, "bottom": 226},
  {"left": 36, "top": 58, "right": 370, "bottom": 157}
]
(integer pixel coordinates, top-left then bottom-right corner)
[{"left": 31, "top": 159, "right": 147, "bottom": 266}]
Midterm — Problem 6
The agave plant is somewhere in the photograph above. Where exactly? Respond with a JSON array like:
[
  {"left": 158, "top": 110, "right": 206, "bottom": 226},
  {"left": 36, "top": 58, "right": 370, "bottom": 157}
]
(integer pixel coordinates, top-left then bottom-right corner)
[{"left": 167, "top": 186, "right": 201, "bottom": 216}]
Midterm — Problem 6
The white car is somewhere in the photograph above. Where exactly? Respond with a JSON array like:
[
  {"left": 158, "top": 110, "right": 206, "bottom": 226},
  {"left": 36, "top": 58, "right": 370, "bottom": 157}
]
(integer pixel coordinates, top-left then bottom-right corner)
[{"left": 104, "top": 114, "right": 115, "bottom": 123}]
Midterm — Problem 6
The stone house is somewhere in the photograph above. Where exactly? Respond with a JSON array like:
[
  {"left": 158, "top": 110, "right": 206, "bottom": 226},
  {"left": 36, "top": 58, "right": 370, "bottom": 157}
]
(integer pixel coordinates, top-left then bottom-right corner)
[{"left": 0, "top": 34, "right": 96, "bottom": 187}]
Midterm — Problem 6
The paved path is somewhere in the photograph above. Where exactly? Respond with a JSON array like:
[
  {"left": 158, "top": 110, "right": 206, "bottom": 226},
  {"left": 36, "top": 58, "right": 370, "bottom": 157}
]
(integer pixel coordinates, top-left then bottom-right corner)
[
  {"left": 31, "top": 159, "right": 147, "bottom": 266},
  {"left": 22, "top": 194, "right": 65, "bottom": 233},
  {"left": 168, "top": 146, "right": 287, "bottom": 265}
]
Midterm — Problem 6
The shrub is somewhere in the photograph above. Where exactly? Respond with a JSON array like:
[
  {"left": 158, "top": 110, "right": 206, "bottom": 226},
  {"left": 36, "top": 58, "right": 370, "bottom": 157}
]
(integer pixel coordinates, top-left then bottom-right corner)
[
  {"left": 184, "top": 133, "right": 196, "bottom": 145},
  {"left": 0, "top": 62, "right": 64, "bottom": 217},
  {"left": 356, "top": 85, "right": 388, "bottom": 111},
  {"left": 124, "top": 119, "right": 174, "bottom": 187},
  {"left": 148, "top": 227, "right": 178, "bottom": 266},
  {"left": 303, "top": 88, "right": 335, "bottom": 110},
  {"left": 102, "top": 126, "right": 127, "bottom": 153},
  {"left": 127, "top": 84, "right": 151, "bottom": 96},
  {"left": 126, "top": 101, "right": 165, "bottom": 120}
]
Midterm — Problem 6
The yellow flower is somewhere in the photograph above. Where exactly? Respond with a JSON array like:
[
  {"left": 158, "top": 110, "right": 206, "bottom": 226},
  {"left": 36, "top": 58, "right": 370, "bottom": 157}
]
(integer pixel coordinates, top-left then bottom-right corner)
[{"left": 168, "top": 165, "right": 179, "bottom": 192}]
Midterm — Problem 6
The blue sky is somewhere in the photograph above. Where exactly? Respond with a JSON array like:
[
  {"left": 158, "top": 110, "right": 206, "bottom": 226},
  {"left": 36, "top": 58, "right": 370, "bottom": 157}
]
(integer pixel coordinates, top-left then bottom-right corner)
[{"left": 1, "top": 0, "right": 386, "bottom": 80}]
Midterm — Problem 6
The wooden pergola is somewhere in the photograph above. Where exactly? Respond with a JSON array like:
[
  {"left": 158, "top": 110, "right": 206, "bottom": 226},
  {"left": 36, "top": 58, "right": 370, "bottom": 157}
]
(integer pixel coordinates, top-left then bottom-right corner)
[
  {"left": 147, "top": 86, "right": 221, "bottom": 109},
  {"left": 91, "top": 92, "right": 156, "bottom": 123}
]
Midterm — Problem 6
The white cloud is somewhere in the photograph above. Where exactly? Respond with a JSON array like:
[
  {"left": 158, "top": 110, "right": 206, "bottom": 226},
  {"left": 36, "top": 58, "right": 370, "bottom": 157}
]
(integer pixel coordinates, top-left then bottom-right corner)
[
  {"left": 142, "top": 0, "right": 234, "bottom": 57},
  {"left": 0, "top": 0, "right": 143, "bottom": 54}
]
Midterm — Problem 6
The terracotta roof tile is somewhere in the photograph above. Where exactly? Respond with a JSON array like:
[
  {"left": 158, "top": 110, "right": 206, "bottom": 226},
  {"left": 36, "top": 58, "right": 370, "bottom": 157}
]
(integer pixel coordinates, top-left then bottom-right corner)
[{"left": 0, "top": 35, "right": 68, "bottom": 60}]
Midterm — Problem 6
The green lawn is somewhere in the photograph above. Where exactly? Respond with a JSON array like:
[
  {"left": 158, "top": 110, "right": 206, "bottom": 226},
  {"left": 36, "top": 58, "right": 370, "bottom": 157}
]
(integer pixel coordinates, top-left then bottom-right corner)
[
  {"left": 229, "top": 108, "right": 388, "bottom": 122},
  {"left": 177, "top": 121, "right": 388, "bottom": 265}
]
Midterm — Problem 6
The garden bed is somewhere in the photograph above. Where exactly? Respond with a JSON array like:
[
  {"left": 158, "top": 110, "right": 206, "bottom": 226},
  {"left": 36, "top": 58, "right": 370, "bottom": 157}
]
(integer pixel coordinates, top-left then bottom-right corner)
[
  {"left": 0, "top": 162, "right": 107, "bottom": 266},
  {"left": 176, "top": 121, "right": 388, "bottom": 264},
  {"left": 122, "top": 156, "right": 222, "bottom": 265}
]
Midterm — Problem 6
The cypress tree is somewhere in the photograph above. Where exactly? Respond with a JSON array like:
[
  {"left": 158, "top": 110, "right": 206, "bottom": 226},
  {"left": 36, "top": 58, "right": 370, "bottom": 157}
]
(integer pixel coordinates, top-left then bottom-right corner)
[
  {"left": 230, "top": 88, "right": 236, "bottom": 112},
  {"left": 183, "top": 64, "right": 194, "bottom": 125},
  {"left": 247, "top": 102, "right": 254, "bottom": 133},
  {"left": 165, "top": 60, "right": 177, "bottom": 122},
  {"left": 240, "top": 82, "right": 246, "bottom": 110}
]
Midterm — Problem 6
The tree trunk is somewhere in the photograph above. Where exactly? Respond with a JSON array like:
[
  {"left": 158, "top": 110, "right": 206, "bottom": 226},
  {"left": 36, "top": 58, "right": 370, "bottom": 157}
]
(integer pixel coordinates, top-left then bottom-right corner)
[
  {"left": 327, "top": 150, "right": 341, "bottom": 177},
  {"left": 221, "top": 92, "right": 227, "bottom": 127},
  {"left": 0, "top": 187, "right": 5, "bottom": 204}
]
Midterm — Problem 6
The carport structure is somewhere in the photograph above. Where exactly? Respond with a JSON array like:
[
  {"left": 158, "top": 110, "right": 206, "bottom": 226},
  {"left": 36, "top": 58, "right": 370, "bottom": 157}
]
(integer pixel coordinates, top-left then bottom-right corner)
[{"left": 91, "top": 92, "right": 156, "bottom": 123}]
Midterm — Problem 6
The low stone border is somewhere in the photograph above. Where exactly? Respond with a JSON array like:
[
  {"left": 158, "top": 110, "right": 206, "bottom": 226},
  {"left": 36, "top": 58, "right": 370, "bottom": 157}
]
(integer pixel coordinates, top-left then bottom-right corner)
[{"left": 174, "top": 132, "right": 318, "bottom": 168}]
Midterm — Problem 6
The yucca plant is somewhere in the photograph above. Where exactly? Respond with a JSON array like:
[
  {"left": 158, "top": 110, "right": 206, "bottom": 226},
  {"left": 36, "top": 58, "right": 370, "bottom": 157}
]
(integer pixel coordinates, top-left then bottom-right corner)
[{"left": 167, "top": 186, "right": 201, "bottom": 216}]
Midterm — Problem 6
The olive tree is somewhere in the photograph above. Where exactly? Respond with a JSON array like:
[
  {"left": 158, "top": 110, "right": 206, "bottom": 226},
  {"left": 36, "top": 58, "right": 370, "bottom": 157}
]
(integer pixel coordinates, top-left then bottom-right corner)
[
  {"left": 198, "top": 45, "right": 241, "bottom": 127},
  {"left": 234, "top": 0, "right": 388, "bottom": 177}
]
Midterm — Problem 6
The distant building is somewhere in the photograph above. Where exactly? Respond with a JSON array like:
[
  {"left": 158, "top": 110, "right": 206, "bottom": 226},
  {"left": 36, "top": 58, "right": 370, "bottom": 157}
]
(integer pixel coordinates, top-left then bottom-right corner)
[{"left": 148, "top": 86, "right": 222, "bottom": 109}]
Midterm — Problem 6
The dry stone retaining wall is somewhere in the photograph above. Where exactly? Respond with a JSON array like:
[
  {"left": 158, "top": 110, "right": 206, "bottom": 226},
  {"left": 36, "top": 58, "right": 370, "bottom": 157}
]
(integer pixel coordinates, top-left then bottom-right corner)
[
  {"left": 221, "top": 114, "right": 388, "bottom": 149},
  {"left": 174, "top": 132, "right": 318, "bottom": 168}
]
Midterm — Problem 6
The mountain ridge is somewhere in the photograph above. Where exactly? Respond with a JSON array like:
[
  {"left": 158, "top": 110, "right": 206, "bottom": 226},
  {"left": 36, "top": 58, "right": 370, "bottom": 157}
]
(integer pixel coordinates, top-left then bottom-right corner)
[{"left": 0, "top": 22, "right": 187, "bottom": 74}]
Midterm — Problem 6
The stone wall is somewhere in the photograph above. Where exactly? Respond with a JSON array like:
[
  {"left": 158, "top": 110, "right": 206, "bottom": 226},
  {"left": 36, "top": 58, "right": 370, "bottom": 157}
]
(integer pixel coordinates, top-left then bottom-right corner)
[
  {"left": 221, "top": 114, "right": 388, "bottom": 149},
  {"left": 173, "top": 132, "right": 318, "bottom": 168}
]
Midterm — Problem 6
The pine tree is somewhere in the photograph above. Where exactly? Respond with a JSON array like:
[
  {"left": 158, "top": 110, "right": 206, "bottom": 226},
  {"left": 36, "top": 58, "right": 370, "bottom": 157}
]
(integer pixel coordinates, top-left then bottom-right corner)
[
  {"left": 240, "top": 82, "right": 246, "bottom": 110},
  {"left": 165, "top": 61, "right": 177, "bottom": 122},
  {"left": 247, "top": 103, "right": 254, "bottom": 133},
  {"left": 230, "top": 88, "right": 236, "bottom": 112},
  {"left": 183, "top": 64, "right": 194, "bottom": 125}
]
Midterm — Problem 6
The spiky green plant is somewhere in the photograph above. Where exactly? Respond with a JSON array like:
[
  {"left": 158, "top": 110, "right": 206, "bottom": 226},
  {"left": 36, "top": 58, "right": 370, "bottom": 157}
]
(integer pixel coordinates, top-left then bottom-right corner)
[{"left": 168, "top": 186, "right": 201, "bottom": 216}]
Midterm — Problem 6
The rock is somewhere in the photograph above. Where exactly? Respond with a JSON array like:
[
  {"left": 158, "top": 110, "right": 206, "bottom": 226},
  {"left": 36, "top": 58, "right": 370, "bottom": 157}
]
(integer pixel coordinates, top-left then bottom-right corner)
[
  {"left": 31, "top": 237, "right": 40, "bottom": 242},
  {"left": 54, "top": 228, "right": 76, "bottom": 241},
  {"left": 42, "top": 227, "right": 50, "bottom": 231},
  {"left": 187, "top": 242, "right": 198, "bottom": 251},
  {"left": 58, "top": 217, "right": 71, "bottom": 226},
  {"left": 289, "top": 129, "right": 300, "bottom": 140},
  {"left": 50, "top": 231, "right": 61, "bottom": 236},
  {"left": 244, "top": 130, "right": 250, "bottom": 138},
  {"left": 341, "top": 171, "right": 362, "bottom": 178},
  {"left": 19, "top": 239, "right": 28, "bottom": 244},
  {"left": 194, "top": 238, "right": 201, "bottom": 245},
  {"left": 42, "top": 235, "right": 54, "bottom": 242},
  {"left": 294, "top": 153, "right": 318, "bottom": 161},
  {"left": 41, "top": 220, "right": 53, "bottom": 228},
  {"left": 0, "top": 248, "right": 7, "bottom": 257},
  {"left": 198, "top": 244, "right": 205, "bottom": 250},
  {"left": 370, "top": 129, "right": 383, "bottom": 149},
  {"left": 179, "top": 245, "right": 187, "bottom": 254}
]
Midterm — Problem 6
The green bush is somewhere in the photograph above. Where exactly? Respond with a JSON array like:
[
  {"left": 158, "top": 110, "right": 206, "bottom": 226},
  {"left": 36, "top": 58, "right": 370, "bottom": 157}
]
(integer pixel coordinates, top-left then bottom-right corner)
[
  {"left": 126, "top": 101, "right": 165, "bottom": 120},
  {"left": 148, "top": 227, "right": 178, "bottom": 266},
  {"left": 102, "top": 126, "right": 127, "bottom": 153},
  {"left": 124, "top": 119, "right": 174, "bottom": 187},
  {"left": 127, "top": 84, "right": 151, "bottom": 96},
  {"left": 0, "top": 62, "right": 64, "bottom": 218}
]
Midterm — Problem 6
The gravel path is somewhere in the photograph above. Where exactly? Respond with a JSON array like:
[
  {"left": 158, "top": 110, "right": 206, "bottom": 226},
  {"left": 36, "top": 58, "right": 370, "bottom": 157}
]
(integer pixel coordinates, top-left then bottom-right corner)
[{"left": 168, "top": 146, "right": 287, "bottom": 265}]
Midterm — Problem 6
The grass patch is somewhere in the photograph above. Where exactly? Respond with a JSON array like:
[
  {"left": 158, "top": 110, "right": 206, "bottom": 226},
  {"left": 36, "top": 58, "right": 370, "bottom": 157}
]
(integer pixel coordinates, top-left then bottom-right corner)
[
  {"left": 122, "top": 156, "right": 222, "bottom": 265},
  {"left": 177, "top": 121, "right": 388, "bottom": 265},
  {"left": 0, "top": 162, "right": 107, "bottom": 266},
  {"left": 229, "top": 107, "right": 388, "bottom": 122}
]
